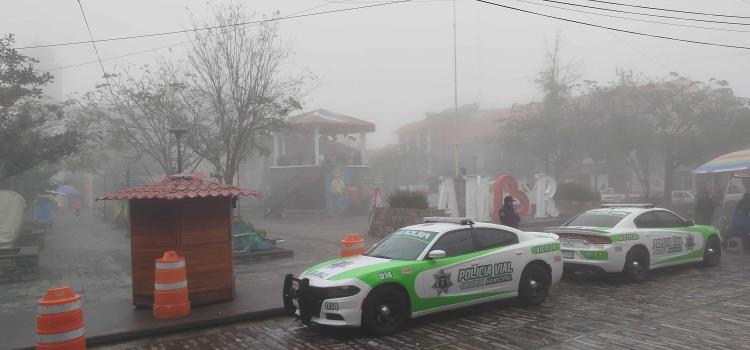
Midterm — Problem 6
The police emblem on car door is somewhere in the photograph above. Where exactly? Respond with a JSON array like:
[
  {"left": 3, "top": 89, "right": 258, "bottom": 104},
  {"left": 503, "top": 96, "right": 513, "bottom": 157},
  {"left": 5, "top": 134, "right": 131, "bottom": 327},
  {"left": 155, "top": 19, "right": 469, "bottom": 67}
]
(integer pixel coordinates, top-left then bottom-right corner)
[
  {"left": 636, "top": 211, "right": 703, "bottom": 264},
  {"left": 651, "top": 211, "right": 703, "bottom": 264},
  {"left": 431, "top": 269, "right": 452, "bottom": 295},
  {"left": 418, "top": 228, "right": 519, "bottom": 299},
  {"left": 418, "top": 229, "right": 476, "bottom": 298}
]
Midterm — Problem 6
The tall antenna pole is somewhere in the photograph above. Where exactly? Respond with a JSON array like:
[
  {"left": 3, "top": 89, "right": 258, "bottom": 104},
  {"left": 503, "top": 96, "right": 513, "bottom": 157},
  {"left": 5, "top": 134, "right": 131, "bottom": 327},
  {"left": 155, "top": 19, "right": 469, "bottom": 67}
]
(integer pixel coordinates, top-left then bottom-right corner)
[{"left": 452, "top": 0, "right": 460, "bottom": 178}]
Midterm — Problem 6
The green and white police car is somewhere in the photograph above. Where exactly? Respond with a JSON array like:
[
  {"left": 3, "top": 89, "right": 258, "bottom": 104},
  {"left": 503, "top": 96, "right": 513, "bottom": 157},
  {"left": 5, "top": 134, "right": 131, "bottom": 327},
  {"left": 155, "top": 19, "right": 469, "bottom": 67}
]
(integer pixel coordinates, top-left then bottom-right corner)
[
  {"left": 546, "top": 204, "right": 722, "bottom": 282},
  {"left": 283, "top": 217, "right": 563, "bottom": 335}
]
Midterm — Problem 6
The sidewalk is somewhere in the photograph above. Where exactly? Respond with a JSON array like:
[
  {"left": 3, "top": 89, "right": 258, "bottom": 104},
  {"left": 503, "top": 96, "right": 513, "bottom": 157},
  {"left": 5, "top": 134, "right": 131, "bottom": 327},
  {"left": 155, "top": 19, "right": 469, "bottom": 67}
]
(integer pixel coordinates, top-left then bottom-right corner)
[
  {"left": 5, "top": 278, "right": 284, "bottom": 350},
  {"left": 1, "top": 213, "right": 363, "bottom": 350}
]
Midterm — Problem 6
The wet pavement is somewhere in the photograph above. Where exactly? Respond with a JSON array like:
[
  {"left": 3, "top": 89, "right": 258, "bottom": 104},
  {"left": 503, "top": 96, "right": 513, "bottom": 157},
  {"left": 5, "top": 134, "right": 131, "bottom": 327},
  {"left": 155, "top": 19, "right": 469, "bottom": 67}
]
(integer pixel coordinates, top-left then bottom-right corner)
[
  {"left": 98, "top": 253, "right": 750, "bottom": 350},
  {"left": 0, "top": 212, "right": 372, "bottom": 350}
]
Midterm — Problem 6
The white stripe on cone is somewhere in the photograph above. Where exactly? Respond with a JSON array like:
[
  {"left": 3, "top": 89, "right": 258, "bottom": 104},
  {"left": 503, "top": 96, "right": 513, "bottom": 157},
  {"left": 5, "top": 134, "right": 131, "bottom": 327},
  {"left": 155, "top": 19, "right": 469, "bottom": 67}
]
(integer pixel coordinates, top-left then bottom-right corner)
[
  {"left": 155, "top": 280, "right": 188, "bottom": 291},
  {"left": 37, "top": 300, "right": 81, "bottom": 315},
  {"left": 37, "top": 327, "right": 85, "bottom": 344},
  {"left": 155, "top": 260, "right": 185, "bottom": 269}
]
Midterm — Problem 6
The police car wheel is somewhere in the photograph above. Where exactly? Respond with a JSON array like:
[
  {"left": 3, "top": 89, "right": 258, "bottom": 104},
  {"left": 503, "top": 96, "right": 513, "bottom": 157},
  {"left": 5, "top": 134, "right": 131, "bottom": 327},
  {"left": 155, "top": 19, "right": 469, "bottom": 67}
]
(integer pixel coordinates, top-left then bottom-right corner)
[
  {"left": 518, "top": 263, "right": 550, "bottom": 306},
  {"left": 623, "top": 247, "right": 649, "bottom": 282},
  {"left": 362, "top": 286, "right": 408, "bottom": 336},
  {"left": 703, "top": 236, "right": 721, "bottom": 267}
]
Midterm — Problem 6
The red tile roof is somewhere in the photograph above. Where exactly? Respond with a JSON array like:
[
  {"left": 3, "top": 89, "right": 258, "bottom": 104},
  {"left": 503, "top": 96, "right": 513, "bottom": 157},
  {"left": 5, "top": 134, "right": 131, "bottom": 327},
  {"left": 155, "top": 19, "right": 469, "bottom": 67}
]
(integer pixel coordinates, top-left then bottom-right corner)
[
  {"left": 96, "top": 174, "right": 257, "bottom": 201},
  {"left": 286, "top": 109, "right": 375, "bottom": 134},
  {"left": 396, "top": 108, "right": 513, "bottom": 141}
]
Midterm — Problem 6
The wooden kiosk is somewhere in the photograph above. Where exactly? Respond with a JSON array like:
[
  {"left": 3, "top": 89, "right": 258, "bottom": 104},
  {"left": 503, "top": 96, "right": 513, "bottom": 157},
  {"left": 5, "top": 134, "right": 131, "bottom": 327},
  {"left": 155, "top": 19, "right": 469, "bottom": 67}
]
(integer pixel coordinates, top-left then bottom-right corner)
[{"left": 97, "top": 174, "right": 256, "bottom": 306}]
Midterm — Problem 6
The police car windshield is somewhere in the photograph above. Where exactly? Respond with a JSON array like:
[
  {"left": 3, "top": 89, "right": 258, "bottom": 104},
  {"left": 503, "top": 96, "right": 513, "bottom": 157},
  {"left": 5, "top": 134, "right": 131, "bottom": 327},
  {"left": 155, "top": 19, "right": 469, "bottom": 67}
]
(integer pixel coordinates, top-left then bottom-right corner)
[
  {"left": 565, "top": 211, "right": 627, "bottom": 228},
  {"left": 365, "top": 229, "right": 437, "bottom": 260}
]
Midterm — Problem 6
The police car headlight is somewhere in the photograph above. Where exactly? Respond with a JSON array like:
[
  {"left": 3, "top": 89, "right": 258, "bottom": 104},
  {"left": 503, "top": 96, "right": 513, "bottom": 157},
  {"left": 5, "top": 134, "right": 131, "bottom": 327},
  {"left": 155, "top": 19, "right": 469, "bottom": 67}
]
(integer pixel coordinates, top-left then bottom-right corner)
[{"left": 324, "top": 285, "right": 360, "bottom": 298}]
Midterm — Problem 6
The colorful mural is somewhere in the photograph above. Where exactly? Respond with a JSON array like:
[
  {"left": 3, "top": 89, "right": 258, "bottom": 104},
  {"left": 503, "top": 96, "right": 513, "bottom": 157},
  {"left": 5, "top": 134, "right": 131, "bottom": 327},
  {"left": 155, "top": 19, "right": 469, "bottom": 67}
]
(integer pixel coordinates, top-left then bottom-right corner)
[{"left": 326, "top": 165, "right": 350, "bottom": 216}]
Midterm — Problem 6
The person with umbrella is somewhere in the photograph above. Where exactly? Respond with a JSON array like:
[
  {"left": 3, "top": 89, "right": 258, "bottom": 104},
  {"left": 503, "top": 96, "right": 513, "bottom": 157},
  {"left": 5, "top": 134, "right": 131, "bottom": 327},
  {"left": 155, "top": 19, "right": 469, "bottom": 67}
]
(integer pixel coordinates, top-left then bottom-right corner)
[{"left": 694, "top": 188, "right": 716, "bottom": 225}]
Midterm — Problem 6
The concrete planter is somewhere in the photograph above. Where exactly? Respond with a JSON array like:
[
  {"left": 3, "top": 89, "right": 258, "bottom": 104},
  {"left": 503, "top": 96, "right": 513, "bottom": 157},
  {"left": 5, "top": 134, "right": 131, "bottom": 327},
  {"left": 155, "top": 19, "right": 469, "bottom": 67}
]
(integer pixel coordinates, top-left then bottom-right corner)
[{"left": 368, "top": 207, "right": 446, "bottom": 238}]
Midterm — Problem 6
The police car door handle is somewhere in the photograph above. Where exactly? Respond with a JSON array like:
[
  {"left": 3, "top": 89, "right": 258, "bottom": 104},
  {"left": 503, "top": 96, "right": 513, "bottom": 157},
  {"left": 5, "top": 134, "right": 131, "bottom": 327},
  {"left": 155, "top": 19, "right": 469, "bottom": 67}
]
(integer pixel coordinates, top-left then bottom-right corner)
[{"left": 515, "top": 251, "right": 523, "bottom": 256}]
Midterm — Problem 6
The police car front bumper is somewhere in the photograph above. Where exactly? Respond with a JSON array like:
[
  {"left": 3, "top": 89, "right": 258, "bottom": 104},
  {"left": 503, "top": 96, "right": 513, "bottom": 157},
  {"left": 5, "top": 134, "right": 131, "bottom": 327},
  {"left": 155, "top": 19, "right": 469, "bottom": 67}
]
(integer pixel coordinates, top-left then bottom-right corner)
[{"left": 283, "top": 274, "right": 364, "bottom": 327}]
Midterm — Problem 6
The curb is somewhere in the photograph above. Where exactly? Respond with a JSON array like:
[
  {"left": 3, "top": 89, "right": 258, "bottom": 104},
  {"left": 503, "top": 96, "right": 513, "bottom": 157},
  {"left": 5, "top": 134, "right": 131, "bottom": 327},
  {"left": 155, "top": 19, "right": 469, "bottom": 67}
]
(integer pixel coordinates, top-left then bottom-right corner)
[{"left": 18, "top": 307, "right": 285, "bottom": 350}]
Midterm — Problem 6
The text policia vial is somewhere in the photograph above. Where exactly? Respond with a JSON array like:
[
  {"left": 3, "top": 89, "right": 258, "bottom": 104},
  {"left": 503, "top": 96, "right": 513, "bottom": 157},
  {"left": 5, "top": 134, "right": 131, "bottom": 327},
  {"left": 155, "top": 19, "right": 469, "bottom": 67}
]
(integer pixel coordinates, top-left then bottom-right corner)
[{"left": 457, "top": 262, "right": 514, "bottom": 290}]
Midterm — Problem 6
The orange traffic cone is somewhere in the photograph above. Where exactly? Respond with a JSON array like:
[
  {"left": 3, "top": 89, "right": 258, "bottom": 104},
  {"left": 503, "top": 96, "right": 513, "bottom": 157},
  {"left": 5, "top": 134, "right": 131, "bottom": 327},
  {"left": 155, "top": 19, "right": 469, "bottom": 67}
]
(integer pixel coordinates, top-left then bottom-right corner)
[
  {"left": 36, "top": 287, "right": 85, "bottom": 350},
  {"left": 153, "top": 251, "right": 190, "bottom": 320},
  {"left": 340, "top": 233, "right": 365, "bottom": 257}
]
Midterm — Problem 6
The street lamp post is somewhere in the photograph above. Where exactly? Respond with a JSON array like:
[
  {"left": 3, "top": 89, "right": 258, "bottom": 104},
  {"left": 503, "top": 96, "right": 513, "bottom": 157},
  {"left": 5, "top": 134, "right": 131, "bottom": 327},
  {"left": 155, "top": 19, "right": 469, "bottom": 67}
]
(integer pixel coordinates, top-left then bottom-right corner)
[
  {"left": 124, "top": 155, "right": 137, "bottom": 187},
  {"left": 169, "top": 129, "right": 188, "bottom": 174}
]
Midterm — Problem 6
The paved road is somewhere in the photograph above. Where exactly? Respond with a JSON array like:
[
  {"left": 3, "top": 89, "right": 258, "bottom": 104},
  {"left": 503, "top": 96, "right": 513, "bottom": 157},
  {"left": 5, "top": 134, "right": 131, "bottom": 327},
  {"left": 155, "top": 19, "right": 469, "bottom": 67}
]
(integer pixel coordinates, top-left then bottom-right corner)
[{"left": 99, "top": 253, "right": 750, "bottom": 350}]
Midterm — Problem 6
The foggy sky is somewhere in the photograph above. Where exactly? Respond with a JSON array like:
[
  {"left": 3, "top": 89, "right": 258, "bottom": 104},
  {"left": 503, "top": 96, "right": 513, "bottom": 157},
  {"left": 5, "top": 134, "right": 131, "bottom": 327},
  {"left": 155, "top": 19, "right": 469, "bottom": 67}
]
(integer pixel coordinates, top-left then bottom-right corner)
[{"left": 4, "top": 0, "right": 750, "bottom": 147}]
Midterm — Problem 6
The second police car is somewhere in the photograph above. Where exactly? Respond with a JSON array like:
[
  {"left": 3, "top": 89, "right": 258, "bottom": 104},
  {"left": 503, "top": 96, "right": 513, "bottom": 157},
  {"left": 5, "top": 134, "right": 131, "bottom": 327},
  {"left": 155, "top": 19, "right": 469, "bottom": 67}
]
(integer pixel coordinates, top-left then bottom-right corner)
[
  {"left": 547, "top": 204, "right": 722, "bottom": 282},
  {"left": 283, "top": 217, "right": 563, "bottom": 335}
]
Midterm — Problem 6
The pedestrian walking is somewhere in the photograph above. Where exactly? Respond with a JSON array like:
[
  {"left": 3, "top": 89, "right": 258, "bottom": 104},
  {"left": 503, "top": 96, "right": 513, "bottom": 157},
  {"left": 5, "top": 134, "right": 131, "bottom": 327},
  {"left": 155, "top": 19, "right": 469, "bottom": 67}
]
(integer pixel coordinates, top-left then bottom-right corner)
[
  {"left": 499, "top": 195, "right": 520, "bottom": 229},
  {"left": 72, "top": 198, "right": 82, "bottom": 217},
  {"left": 694, "top": 188, "right": 715, "bottom": 225}
]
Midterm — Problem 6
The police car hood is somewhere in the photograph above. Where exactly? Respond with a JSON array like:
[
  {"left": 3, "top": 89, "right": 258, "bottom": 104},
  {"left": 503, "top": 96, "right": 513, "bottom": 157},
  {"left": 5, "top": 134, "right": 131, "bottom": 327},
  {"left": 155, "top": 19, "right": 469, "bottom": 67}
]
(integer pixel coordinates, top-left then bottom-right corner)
[{"left": 300, "top": 255, "right": 391, "bottom": 281}]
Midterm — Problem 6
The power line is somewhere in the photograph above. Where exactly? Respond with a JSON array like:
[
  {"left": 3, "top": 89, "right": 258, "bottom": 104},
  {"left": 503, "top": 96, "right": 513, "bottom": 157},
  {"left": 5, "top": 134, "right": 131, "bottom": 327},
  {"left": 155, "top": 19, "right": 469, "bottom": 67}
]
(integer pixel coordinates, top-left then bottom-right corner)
[
  {"left": 561, "top": 1, "right": 671, "bottom": 73},
  {"left": 76, "top": 0, "right": 107, "bottom": 77},
  {"left": 17, "top": 0, "right": 412, "bottom": 50},
  {"left": 513, "top": 0, "right": 750, "bottom": 33},
  {"left": 474, "top": 0, "right": 750, "bottom": 50},
  {"left": 41, "top": 39, "right": 193, "bottom": 73},
  {"left": 580, "top": 0, "right": 750, "bottom": 19},
  {"left": 40, "top": 2, "right": 334, "bottom": 73},
  {"left": 537, "top": 0, "right": 750, "bottom": 26}
]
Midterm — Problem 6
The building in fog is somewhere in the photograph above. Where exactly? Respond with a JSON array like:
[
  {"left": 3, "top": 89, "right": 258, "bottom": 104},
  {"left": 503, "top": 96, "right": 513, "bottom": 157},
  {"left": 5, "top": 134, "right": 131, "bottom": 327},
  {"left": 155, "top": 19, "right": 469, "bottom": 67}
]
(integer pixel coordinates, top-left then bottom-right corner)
[{"left": 392, "top": 104, "right": 525, "bottom": 185}]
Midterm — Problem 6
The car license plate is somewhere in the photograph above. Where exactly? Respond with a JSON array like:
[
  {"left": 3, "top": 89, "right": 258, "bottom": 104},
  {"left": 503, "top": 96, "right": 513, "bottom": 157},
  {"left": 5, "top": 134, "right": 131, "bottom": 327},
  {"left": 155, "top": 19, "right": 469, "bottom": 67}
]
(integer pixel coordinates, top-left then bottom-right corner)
[{"left": 562, "top": 250, "right": 574, "bottom": 259}]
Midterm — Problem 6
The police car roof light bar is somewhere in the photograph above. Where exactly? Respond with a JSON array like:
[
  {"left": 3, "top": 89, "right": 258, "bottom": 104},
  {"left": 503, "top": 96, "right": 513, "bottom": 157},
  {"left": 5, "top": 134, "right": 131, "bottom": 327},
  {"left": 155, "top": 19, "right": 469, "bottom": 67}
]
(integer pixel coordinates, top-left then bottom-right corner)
[
  {"left": 600, "top": 203, "right": 654, "bottom": 209},
  {"left": 424, "top": 217, "right": 475, "bottom": 226}
]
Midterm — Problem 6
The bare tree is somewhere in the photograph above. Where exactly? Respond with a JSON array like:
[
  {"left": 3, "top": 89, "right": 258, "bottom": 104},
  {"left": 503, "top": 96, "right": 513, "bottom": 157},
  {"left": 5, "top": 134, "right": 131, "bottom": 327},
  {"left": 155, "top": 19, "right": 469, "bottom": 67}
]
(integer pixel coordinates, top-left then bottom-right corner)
[
  {"left": 185, "top": 5, "right": 306, "bottom": 184},
  {"left": 82, "top": 63, "right": 201, "bottom": 176},
  {"left": 503, "top": 34, "right": 585, "bottom": 178}
]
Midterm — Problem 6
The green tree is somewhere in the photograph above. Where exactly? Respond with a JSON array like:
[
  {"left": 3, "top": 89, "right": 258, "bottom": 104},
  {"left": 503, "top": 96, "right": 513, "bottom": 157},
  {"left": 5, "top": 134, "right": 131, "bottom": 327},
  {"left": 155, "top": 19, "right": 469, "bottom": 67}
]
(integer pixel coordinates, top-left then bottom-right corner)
[
  {"left": 587, "top": 73, "right": 750, "bottom": 201},
  {"left": 0, "top": 34, "right": 80, "bottom": 183}
]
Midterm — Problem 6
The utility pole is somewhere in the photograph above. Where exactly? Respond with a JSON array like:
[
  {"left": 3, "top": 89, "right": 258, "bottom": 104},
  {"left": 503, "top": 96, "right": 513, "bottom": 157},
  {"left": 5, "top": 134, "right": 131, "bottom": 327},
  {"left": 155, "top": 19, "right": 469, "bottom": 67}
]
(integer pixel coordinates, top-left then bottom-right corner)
[
  {"left": 452, "top": 0, "right": 460, "bottom": 178},
  {"left": 169, "top": 129, "right": 188, "bottom": 174}
]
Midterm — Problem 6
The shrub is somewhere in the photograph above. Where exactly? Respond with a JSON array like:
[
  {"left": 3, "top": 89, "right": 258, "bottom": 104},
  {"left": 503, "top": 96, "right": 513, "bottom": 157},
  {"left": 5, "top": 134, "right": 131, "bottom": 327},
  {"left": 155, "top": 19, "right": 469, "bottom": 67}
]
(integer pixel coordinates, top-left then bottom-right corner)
[
  {"left": 387, "top": 190, "right": 428, "bottom": 209},
  {"left": 554, "top": 182, "right": 601, "bottom": 202}
]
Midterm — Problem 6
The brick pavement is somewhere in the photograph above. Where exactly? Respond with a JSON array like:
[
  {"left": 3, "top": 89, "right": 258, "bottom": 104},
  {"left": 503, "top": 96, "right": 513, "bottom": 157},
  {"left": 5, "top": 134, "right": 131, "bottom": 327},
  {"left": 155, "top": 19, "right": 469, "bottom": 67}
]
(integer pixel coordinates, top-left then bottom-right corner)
[{"left": 99, "top": 254, "right": 750, "bottom": 350}]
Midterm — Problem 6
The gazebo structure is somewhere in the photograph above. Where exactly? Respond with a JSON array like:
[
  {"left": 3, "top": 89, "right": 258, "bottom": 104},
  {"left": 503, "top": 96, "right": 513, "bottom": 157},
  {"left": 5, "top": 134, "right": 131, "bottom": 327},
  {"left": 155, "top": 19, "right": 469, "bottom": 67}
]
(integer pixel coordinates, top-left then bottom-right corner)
[
  {"left": 272, "top": 109, "right": 375, "bottom": 167},
  {"left": 267, "top": 109, "right": 376, "bottom": 217},
  {"left": 97, "top": 174, "right": 256, "bottom": 306}
]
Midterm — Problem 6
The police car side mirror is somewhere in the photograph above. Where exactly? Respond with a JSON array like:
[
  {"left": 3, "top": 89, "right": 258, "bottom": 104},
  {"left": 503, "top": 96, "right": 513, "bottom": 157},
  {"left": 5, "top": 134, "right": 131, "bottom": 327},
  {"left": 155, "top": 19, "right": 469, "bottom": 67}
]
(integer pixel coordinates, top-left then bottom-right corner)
[
  {"left": 685, "top": 220, "right": 694, "bottom": 226},
  {"left": 427, "top": 250, "right": 446, "bottom": 259}
]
